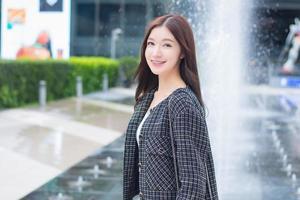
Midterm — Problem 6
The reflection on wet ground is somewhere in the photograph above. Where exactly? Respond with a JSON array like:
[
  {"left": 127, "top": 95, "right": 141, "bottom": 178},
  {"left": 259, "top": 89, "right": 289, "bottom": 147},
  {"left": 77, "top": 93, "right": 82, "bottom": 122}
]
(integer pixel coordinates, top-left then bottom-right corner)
[
  {"left": 21, "top": 93, "right": 300, "bottom": 200},
  {"left": 221, "top": 94, "right": 300, "bottom": 200},
  {"left": 0, "top": 96, "right": 133, "bottom": 199},
  {"left": 0, "top": 98, "right": 131, "bottom": 170},
  {"left": 0, "top": 125, "right": 102, "bottom": 169},
  {"left": 22, "top": 137, "right": 125, "bottom": 200},
  {"left": 30, "top": 98, "right": 132, "bottom": 133}
]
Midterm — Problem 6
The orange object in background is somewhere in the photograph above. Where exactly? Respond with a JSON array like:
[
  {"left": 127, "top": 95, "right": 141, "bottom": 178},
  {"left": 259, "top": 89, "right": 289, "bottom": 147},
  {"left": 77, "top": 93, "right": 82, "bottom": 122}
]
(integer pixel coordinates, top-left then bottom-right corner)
[
  {"left": 16, "top": 46, "right": 50, "bottom": 60},
  {"left": 8, "top": 9, "right": 26, "bottom": 24},
  {"left": 57, "top": 49, "right": 63, "bottom": 59},
  {"left": 36, "top": 31, "right": 50, "bottom": 45},
  {"left": 16, "top": 31, "right": 52, "bottom": 60}
]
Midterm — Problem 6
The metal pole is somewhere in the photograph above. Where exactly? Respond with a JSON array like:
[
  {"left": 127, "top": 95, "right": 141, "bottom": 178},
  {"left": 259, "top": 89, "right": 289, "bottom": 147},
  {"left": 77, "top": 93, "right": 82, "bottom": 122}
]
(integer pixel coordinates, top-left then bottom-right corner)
[
  {"left": 39, "top": 80, "right": 46, "bottom": 107},
  {"left": 110, "top": 28, "right": 122, "bottom": 59},
  {"left": 76, "top": 76, "right": 82, "bottom": 98},
  {"left": 102, "top": 73, "right": 109, "bottom": 91}
]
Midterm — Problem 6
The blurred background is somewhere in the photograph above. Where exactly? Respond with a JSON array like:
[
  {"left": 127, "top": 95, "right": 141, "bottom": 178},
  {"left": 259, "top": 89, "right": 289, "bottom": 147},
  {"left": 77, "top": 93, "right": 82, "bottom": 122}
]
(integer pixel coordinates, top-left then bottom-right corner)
[{"left": 0, "top": 0, "right": 299, "bottom": 199}]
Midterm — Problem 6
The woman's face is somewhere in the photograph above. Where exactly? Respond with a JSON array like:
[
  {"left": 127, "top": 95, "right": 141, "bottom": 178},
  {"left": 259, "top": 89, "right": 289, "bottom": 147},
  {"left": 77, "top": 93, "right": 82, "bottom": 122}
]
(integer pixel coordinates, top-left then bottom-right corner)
[{"left": 145, "top": 26, "right": 183, "bottom": 76}]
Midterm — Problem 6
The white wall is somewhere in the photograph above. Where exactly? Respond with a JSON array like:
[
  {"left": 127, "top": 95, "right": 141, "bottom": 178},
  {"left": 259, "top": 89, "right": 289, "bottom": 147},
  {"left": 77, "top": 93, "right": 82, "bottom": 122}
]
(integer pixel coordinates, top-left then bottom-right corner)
[{"left": 1, "top": 0, "right": 71, "bottom": 59}]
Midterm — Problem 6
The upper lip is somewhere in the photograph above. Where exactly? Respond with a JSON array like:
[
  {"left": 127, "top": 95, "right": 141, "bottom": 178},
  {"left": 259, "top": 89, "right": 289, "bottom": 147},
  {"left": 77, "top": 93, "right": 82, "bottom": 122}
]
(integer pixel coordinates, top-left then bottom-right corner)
[{"left": 151, "top": 60, "right": 166, "bottom": 63}]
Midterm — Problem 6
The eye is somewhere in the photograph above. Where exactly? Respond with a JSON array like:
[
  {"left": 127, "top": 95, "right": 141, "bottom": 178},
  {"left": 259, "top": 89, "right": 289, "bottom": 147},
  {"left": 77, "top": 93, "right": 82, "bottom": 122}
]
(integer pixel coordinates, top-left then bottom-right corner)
[
  {"left": 163, "top": 43, "right": 172, "bottom": 47},
  {"left": 147, "top": 41, "right": 154, "bottom": 46}
]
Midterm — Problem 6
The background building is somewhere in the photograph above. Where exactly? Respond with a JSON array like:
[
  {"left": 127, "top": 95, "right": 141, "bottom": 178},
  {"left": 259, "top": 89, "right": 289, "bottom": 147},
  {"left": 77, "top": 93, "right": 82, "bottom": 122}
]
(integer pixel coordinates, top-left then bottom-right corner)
[
  {"left": 0, "top": 0, "right": 299, "bottom": 59},
  {"left": 70, "top": 0, "right": 167, "bottom": 57}
]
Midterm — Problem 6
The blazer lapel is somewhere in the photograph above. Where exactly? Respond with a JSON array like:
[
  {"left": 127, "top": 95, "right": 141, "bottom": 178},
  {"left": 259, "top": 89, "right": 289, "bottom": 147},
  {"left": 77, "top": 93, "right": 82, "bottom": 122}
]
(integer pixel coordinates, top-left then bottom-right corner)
[
  {"left": 134, "top": 89, "right": 155, "bottom": 128},
  {"left": 123, "top": 88, "right": 155, "bottom": 192}
]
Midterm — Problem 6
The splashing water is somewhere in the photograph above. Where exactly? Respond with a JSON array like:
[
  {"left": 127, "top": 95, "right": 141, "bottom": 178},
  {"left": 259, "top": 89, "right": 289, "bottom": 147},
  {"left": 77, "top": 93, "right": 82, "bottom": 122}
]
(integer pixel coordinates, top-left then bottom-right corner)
[{"left": 169, "top": 0, "right": 252, "bottom": 197}]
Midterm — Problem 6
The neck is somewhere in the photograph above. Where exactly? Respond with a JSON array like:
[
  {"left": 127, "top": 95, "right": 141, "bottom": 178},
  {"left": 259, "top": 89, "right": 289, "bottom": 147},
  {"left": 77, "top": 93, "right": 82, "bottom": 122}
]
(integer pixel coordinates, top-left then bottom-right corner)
[{"left": 156, "top": 66, "right": 186, "bottom": 96}]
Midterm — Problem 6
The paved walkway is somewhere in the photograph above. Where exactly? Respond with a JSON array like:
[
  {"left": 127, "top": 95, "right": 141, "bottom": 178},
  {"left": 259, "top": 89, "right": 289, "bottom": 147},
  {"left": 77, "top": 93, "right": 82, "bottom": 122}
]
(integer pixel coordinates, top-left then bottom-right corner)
[
  {"left": 0, "top": 86, "right": 135, "bottom": 200},
  {"left": 1, "top": 84, "right": 300, "bottom": 199}
]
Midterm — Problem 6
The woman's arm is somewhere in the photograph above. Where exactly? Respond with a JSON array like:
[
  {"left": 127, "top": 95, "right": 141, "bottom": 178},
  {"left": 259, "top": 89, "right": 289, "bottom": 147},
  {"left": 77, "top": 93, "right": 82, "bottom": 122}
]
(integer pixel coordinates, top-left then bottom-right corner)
[{"left": 173, "top": 107, "right": 209, "bottom": 200}]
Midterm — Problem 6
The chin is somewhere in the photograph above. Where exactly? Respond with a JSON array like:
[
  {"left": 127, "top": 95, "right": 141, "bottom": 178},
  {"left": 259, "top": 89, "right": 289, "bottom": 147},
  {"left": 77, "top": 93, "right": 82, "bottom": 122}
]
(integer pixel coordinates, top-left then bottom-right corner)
[
  {"left": 149, "top": 67, "right": 164, "bottom": 75},
  {"left": 150, "top": 70, "right": 160, "bottom": 75}
]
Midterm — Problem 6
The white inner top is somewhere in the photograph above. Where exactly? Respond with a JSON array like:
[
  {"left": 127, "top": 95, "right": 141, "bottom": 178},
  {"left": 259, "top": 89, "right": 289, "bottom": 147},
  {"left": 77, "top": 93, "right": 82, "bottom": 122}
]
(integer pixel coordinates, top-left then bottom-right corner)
[{"left": 136, "top": 109, "right": 151, "bottom": 146}]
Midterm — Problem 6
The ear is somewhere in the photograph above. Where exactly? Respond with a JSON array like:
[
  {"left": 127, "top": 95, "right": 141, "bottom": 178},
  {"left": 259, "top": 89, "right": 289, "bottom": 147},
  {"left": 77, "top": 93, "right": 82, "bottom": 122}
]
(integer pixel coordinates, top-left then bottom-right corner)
[{"left": 180, "top": 55, "right": 184, "bottom": 59}]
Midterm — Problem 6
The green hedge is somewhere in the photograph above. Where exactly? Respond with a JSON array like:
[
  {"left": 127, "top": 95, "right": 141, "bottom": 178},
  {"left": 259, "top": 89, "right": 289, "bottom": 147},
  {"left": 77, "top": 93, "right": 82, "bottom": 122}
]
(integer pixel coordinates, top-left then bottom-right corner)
[
  {"left": 0, "top": 57, "right": 119, "bottom": 108},
  {"left": 119, "top": 56, "right": 139, "bottom": 87},
  {"left": 70, "top": 57, "right": 119, "bottom": 94}
]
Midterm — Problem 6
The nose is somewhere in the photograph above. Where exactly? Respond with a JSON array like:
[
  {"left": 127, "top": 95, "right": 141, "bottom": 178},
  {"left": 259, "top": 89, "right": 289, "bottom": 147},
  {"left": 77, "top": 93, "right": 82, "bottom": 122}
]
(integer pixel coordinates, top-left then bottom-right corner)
[{"left": 152, "top": 45, "right": 162, "bottom": 57}]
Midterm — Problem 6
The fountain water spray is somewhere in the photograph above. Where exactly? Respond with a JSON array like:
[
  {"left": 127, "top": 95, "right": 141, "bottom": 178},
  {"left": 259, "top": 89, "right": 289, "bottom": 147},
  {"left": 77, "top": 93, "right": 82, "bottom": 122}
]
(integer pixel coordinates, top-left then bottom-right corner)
[
  {"left": 286, "top": 164, "right": 292, "bottom": 177},
  {"left": 169, "top": 0, "right": 251, "bottom": 197},
  {"left": 271, "top": 130, "right": 278, "bottom": 141},
  {"left": 48, "top": 192, "right": 73, "bottom": 200},
  {"left": 297, "top": 187, "right": 300, "bottom": 198},
  {"left": 275, "top": 140, "right": 281, "bottom": 149},
  {"left": 193, "top": 3, "right": 251, "bottom": 192},
  {"left": 282, "top": 154, "right": 288, "bottom": 167},
  {"left": 86, "top": 164, "right": 106, "bottom": 179},
  {"left": 279, "top": 147, "right": 285, "bottom": 156},
  {"left": 68, "top": 175, "right": 91, "bottom": 191},
  {"left": 292, "top": 173, "right": 297, "bottom": 183},
  {"left": 106, "top": 156, "right": 113, "bottom": 168}
]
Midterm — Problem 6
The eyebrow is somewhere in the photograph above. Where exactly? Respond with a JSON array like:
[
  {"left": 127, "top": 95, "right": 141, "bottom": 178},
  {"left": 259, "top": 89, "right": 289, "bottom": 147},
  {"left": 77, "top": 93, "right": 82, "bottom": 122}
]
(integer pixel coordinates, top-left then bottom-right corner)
[{"left": 147, "top": 37, "right": 175, "bottom": 43}]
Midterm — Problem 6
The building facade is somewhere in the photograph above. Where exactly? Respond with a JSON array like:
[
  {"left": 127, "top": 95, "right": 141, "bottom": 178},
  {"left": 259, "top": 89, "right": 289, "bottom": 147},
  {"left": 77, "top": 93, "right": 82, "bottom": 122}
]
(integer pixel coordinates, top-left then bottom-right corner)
[
  {"left": 0, "top": 0, "right": 300, "bottom": 59},
  {"left": 70, "top": 0, "right": 167, "bottom": 57}
]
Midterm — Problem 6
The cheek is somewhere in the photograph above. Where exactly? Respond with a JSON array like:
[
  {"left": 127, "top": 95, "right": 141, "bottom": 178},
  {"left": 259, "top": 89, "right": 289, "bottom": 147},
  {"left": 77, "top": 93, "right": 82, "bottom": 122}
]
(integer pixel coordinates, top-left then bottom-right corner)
[
  {"left": 173, "top": 53, "right": 182, "bottom": 63},
  {"left": 145, "top": 48, "right": 151, "bottom": 59},
  {"left": 145, "top": 49, "right": 151, "bottom": 65},
  {"left": 166, "top": 51, "right": 180, "bottom": 62}
]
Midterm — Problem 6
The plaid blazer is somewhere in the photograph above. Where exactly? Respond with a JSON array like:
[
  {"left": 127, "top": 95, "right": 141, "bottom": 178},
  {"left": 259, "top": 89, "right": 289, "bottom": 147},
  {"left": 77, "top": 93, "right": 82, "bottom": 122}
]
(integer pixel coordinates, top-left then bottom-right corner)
[{"left": 123, "top": 86, "right": 218, "bottom": 200}]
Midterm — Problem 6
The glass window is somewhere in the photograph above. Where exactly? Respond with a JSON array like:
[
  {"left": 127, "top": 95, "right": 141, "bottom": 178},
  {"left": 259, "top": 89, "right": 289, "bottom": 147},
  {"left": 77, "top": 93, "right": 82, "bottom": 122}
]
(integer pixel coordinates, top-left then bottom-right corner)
[
  {"left": 124, "top": 4, "right": 146, "bottom": 37},
  {"left": 76, "top": 3, "right": 95, "bottom": 37},
  {"left": 153, "top": 2, "right": 165, "bottom": 17},
  {"left": 99, "top": 4, "right": 121, "bottom": 37}
]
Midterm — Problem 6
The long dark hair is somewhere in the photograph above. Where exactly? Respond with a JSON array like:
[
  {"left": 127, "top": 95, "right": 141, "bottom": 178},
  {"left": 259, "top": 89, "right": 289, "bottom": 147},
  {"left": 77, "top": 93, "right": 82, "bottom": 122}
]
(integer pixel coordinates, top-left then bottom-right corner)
[{"left": 134, "top": 14, "right": 205, "bottom": 107}]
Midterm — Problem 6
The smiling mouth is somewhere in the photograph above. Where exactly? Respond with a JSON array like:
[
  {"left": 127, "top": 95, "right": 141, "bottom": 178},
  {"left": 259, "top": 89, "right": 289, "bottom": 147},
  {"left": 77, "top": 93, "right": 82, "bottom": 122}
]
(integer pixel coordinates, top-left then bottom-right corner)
[{"left": 151, "top": 60, "right": 166, "bottom": 65}]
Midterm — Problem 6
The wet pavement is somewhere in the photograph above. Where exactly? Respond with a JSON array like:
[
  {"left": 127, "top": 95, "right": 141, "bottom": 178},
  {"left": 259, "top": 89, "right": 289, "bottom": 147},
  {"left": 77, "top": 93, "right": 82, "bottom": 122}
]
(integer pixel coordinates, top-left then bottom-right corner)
[
  {"left": 0, "top": 87, "right": 133, "bottom": 200},
  {"left": 1, "top": 85, "right": 300, "bottom": 199},
  {"left": 22, "top": 136, "right": 125, "bottom": 200},
  {"left": 0, "top": 99, "right": 131, "bottom": 171},
  {"left": 217, "top": 94, "right": 300, "bottom": 200}
]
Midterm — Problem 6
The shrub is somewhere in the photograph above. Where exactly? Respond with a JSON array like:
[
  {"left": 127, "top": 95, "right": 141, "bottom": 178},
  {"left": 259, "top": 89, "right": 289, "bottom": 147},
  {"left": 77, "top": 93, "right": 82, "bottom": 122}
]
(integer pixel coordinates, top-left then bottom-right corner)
[
  {"left": 118, "top": 56, "right": 139, "bottom": 87},
  {"left": 0, "top": 57, "right": 120, "bottom": 109},
  {"left": 70, "top": 57, "right": 119, "bottom": 93}
]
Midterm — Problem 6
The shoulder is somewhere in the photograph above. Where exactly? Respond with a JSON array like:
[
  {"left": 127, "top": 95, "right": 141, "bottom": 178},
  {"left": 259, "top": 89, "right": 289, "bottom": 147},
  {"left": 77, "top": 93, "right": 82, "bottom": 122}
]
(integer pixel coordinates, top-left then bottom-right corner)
[
  {"left": 168, "top": 87, "right": 204, "bottom": 118},
  {"left": 134, "top": 88, "right": 156, "bottom": 110}
]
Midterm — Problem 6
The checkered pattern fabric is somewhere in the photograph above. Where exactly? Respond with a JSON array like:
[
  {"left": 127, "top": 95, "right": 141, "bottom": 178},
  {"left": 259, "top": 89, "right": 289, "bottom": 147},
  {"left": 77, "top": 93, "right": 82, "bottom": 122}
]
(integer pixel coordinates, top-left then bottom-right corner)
[{"left": 123, "top": 86, "right": 218, "bottom": 200}]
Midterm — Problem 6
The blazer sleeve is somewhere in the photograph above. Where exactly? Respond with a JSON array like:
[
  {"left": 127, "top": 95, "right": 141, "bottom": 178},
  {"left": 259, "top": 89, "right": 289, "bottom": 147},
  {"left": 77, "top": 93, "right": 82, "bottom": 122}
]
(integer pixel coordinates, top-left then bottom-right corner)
[{"left": 173, "top": 106, "right": 209, "bottom": 200}]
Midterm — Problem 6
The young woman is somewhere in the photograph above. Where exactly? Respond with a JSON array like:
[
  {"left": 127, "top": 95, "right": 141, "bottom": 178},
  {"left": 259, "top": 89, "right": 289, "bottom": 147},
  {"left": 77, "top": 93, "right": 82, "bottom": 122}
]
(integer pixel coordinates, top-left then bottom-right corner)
[{"left": 123, "top": 14, "right": 218, "bottom": 200}]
